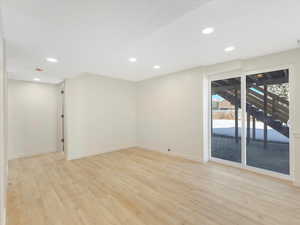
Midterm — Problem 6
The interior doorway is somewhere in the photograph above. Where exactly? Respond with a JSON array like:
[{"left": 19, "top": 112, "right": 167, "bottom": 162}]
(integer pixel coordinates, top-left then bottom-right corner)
[{"left": 209, "top": 68, "right": 291, "bottom": 178}]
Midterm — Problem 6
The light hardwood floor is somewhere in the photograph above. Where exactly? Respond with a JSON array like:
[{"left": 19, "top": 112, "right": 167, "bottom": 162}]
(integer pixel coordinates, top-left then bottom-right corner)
[{"left": 7, "top": 148, "right": 300, "bottom": 225}]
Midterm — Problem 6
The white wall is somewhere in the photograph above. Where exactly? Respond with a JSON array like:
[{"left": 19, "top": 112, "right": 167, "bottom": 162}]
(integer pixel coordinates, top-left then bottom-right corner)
[
  {"left": 0, "top": 16, "right": 7, "bottom": 225},
  {"left": 137, "top": 69, "right": 203, "bottom": 161},
  {"left": 64, "top": 73, "right": 136, "bottom": 160},
  {"left": 7, "top": 80, "right": 59, "bottom": 159},
  {"left": 0, "top": 44, "right": 5, "bottom": 225},
  {"left": 136, "top": 48, "right": 300, "bottom": 185}
]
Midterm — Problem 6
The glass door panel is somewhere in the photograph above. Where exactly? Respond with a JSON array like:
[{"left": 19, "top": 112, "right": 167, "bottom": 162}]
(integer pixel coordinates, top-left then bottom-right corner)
[
  {"left": 211, "top": 77, "right": 242, "bottom": 163},
  {"left": 246, "top": 70, "right": 290, "bottom": 174}
]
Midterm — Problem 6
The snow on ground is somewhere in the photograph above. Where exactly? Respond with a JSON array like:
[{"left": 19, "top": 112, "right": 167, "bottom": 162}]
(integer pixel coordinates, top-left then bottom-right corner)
[{"left": 213, "top": 119, "right": 288, "bottom": 143}]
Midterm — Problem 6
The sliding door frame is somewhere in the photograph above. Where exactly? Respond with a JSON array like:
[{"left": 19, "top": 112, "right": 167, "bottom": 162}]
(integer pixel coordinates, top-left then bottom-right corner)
[
  {"left": 208, "top": 73, "right": 244, "bottom": 169},
  {"left": 207, "top": 65, "right": 294, "bottom": 181}
]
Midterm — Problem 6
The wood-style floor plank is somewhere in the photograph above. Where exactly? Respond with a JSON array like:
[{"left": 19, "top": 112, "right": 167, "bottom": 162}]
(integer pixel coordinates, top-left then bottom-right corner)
[{"left": 7, "top": 148, "right": 300, "bottom": 225}]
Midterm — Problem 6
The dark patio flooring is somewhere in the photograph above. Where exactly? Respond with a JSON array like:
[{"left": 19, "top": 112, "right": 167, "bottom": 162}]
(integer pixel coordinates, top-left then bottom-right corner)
[{"left": 211, "top": 134, "right": 289, "bottom": 174}]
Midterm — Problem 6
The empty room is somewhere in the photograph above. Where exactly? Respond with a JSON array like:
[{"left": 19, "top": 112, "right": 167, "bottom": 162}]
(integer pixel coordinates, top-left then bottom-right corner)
[{"left": 1, "top": 0, "right": 300, "bottom": 225}]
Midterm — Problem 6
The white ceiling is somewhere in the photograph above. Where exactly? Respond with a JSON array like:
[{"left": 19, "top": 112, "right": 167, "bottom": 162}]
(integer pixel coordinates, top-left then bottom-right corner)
[{"left": 3, "top": 0, "right": 300, "bottom": 83}]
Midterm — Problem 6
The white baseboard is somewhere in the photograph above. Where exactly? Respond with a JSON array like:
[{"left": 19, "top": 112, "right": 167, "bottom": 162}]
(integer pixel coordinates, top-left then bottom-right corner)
[
  {"left": 138, "top": 146, "right": 202, "bottom": 162},
  {"left": 67, "top": 145, "right": 138, "bottom": 160},
  {"left": 8, "top": 149, "right": 58, "bottom": 160}
]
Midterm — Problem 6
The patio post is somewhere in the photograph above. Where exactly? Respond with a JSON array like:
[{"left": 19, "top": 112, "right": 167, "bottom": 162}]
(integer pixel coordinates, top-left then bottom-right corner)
[
  {"left": 252, "top": 116, "right": 256, "bottom": 140},
  {"left": 264, "top": 84, "right": 268, "bottom": 149},
  {"left": 235, "top": 88, "right": 239, "bottom": 143},
  {"left": 247, "top": 113, "right": 250, "bottom": 144}
]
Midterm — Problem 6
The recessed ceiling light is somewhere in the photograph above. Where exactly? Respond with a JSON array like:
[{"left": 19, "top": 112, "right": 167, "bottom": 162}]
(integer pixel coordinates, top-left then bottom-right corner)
[
  {"left": 153, "top": 65, "right": 160, "bottom": 69},
  {"left": 33, "top": 78, "right": 40, "bottom": 81},
  {"left": 128, "top": 57, "right": 137, "bottom": 62},
  {"left": 46, "top": 57, "right": 58, "bottom": 63},
  {"left": 224, "top": 46, "right": 236, "bottom": 52},
  {"left": 202, "top": 27, "right": 214, "bottom": 34}
]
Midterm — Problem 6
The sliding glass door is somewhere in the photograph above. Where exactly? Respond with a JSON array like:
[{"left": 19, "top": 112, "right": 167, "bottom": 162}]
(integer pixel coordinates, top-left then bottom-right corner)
[
  {"left": 246, "top": 71, "right": 290, "bottom": 174},
  {"left": 210, "top": 69, "right": 290, "bottom": 176},
  {"left": 211, "top": 77, "right": 242, "bottom": 163}
]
